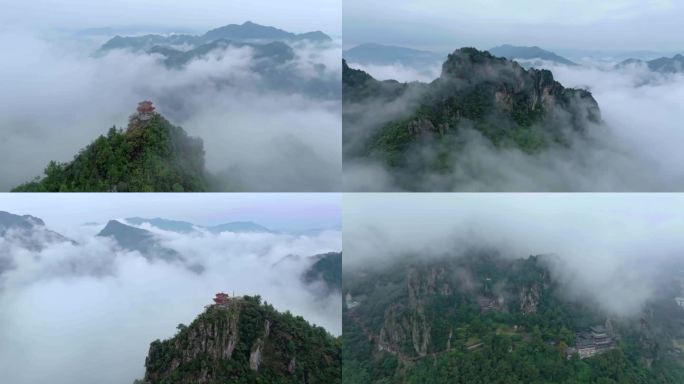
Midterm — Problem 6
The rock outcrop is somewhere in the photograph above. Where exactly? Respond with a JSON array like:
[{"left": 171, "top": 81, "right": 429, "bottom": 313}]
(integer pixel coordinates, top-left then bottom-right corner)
[{"left": 142, "top": 295, "right": 341, "bottom": 384}]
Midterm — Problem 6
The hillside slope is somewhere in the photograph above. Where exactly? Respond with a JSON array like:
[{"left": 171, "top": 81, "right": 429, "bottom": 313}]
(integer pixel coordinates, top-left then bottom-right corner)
[
  {"left": 141, "top": 295, "right": 341, "bottom": 384},
  {"left": 13, "top": 103, "right": 209, "bottom": 192}
]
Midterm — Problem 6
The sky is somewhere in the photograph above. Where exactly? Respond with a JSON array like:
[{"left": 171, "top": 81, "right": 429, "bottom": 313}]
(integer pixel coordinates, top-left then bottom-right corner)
[
  {"left": 344, "top": 193, "right": 684, "bottom": 316},
  {"left": 0, "top": 193, "right": 341, "bottom": 232},
  {"left": 0, "top": 0, "right": 342, "bottom": 37},
  {"left": 343, "top": 0, "right": 684, "bottom": 52}
]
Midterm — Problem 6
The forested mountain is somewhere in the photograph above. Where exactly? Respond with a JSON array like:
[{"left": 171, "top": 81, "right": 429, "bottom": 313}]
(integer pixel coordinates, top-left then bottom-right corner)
[
  {"left": 303, "top": 252, "right": 342, "bottom": 293},
  {"left": 97, "top": 22, "right": 340, "bottom": 99},
  {"left": 139, "top": 295, "right": 341, "bottom": 384},
  {"left": 343, "top": 47, "right": 601, "bottom": 190},
  {"left": 12, "top": 104, "right": 210, "bottom": 192},
  {"left": 0, "top": 211, "right": 75, "bottom": 275},
  {"left": 343, "top": 253, "right": 684, "bottom": 383}
]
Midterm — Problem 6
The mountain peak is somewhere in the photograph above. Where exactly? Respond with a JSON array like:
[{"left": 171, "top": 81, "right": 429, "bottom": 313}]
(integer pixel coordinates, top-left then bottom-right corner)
[
  {"left": 0, "top": 211, "right": 75, "bottom": 249},
  {"left": 13, "top": 102, "right": 208, "bottom": 192},
  {"left": 98, "top": 219, "right": 144, "bottom": 237},
  {"left": 208, "top": 221, "right": 272, "bottom": 234},
  {"left": 142, "top": 295, "right": 340, "bottom": 383},
  {"left": 440, "top": 47, "right": 510, "bottom": 79},
  {"left": 0, "top": 211, "right": 45, "bottom": 233}
]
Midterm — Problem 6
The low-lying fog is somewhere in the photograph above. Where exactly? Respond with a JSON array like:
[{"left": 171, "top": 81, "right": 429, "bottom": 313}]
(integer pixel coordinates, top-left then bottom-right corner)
[
  {"left": 0, "top": 29, "right": 341, "bottom": 191},
  {"left": 0, "top": 194, "right": 341, "bottom": 384},
  {"left": 344, "top": 193, "right": 684, "bottom": 317}
]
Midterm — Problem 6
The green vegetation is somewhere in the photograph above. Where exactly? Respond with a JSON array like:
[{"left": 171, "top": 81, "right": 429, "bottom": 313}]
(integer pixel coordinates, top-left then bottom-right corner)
[
  {"left": 303, "top": 252, "right": 342, "bottom": 292},
  {"left": 342, "top": 254, "right": 684, "bottom": 383},
  {"left": 13, "top": 114, "right": 209, "bottom": 192},
  {"left": 144, "top": 295, "right": 341, "bottom": 384},
  {"left": 343, "top": 48, "right": 602, "bottom": 184}
]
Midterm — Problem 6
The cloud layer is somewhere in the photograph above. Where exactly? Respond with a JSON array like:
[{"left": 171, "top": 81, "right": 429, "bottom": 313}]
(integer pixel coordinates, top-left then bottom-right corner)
[
  {"left": 344, "top": 194, "right": 684, "bottom": 317},
  {"left": 0, "top": 221, "right": 341, "bottom": 384},
  {"left": 344, "top": 59, "right": 684, "bottom": 191},
  {"left": 0, "top": 31, "right": 341, "bottom": 191}
]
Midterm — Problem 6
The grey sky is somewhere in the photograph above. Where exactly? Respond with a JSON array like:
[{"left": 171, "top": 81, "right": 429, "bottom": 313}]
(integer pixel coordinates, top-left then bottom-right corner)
[
  {"left": 344, "top": 193, "right": 684, "bottom": 316},
  {"left": 0, "top": 193, "right": 341, "bottom": 232},
  {"left": 0, "top": 0, "right": 341, "bottom": 36},
  {"left": 343, "top": 0, "right": 683, "bottom": 52},
  {"left": 344, "top": 193, "right": 684, "bottom": 266}
]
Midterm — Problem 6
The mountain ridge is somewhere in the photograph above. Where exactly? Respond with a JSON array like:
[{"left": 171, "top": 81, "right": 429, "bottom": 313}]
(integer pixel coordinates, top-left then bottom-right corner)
[
  {"left": 489, "top": 44, "right": 577, "bottom": 66},
  {"left": 140, "top": 294, "right": 341, "bottom": 383},
  {"left": 100, "top": 21, "right": 331, "bottom": 54},
  {"left": 12, "top": 104, "right": 210, "bottom": 192},
  {"left": 617, "top": 53, "right": 684, "bottom": 74}
]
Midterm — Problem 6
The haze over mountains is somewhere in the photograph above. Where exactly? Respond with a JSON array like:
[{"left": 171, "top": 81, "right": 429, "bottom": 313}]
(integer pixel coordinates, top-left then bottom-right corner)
[
  {"left": 343, "top": 40, "right": 684, "bottom": 191},
  {"left": 0, "top": 20, "right": 342, "bottom": 191},
  {"left": 345, "top": 42, "right": 684, "bottom": 81},
  {"left": 99, "top": 21, "right": 331, "bottom": 53},
  {"left": 343, "top": 194, "right": 684, "bottom": 383},
  {"left": 489, "top": 44, "right": 577, "bottom": 66},
  {"left": 0, "top": 203, "right": 341, "bottom": 384}
]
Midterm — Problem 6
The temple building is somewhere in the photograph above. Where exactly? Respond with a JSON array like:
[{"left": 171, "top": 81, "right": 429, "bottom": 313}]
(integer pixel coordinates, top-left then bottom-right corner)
[
  {"left": 567, "top": 325, "right": 615, "bottom": 359},
  {"left": 136, "top": 100, "right": 155, "bottom": 121},
  {"left": 676, "top": 297, "right": 684, "bottom": 309},
  {"left": 477, "top": 296, "right": 502, "bottom": 313},
  {"left": 213, "top": 292, "right": 231, "bottom": 309}
]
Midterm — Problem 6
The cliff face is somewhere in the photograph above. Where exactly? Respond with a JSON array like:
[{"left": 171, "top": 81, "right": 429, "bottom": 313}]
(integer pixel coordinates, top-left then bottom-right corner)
[
  {"left": 142, "top": 296, "right": 341, "bottom": 384},
  {"left": 344, "top": 254, "right": 555, "bottom": 367},
  {"left": 343, "top": 47, "right": 603, "bottom": 185}
]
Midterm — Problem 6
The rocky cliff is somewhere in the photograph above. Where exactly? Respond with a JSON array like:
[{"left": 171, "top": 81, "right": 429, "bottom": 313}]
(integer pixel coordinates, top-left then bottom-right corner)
[
  {"left": 343, "top": 253, "right": 556, "bottom": 371},
  {"left": 142, "top": 295, "right": 341, "bottom": 384},
  {"left": 343, "top": 47, "right": 603, "bottom": 187}
]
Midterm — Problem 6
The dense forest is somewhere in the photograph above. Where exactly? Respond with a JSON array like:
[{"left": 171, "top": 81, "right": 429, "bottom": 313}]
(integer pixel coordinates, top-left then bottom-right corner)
[
  {"left": 13, "top": 112, "right": 210, "bottom": 192},
  {"left": 141, "top": 295, "right": 341, "bottom": 384},
  {"left": 342, "top": 253, "right": 684, "bottom": 383}
]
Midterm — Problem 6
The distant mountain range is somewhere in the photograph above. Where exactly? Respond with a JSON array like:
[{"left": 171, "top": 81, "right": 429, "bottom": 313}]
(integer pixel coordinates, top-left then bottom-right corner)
[
  {"left": 1, "top": 211, "right": 341, "bottom": 290},
  {"left": 148, "top": 39, "right": 295, "bottom": 69},
  {"left": 99, "top": 21, "right": 331, "bottom": 54},
  {"left": 0, "top": 211, "right": 75, "bottom": 250},
  {"left": 489, "top": 44, "right": 577, "bottom": 66},
  {"left": 94, "top": 21, "right": 340, "bottom": 102},
  {"left": 0, "top": 211, "right": 75, "bottom": 275},
  {"left": 124, "top": 217, "right": 273, "bottom": 234},
  {"left": 344, "top": 43, "right": 445, "bottom": 67},
  {"left": 97, "top": 219, "right": 190, "bottom": 265},
  {"left": 617, "top": 54, "right": 684, "bottom": 74}
]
